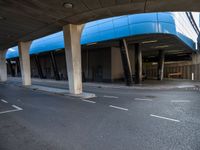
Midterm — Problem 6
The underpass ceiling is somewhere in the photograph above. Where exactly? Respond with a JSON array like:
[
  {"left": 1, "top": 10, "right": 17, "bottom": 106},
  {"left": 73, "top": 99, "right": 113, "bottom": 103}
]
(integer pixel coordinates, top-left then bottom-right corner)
[{"left": 0, "top": 0, "right": 199, "bottom": 50}]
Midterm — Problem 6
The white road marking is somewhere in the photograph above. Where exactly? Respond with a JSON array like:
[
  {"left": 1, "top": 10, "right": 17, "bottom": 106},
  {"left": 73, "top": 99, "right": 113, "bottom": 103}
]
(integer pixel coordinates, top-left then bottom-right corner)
[
  {"left": 103, "top": 95, "right": 119, "bottom": 99},
  {"left": 109, "top": 105, "right": 128, "bottom": 111},
  {"left": 1, "top": 99, "right": 8, "bottom": 103},
  {"left": 134, "top": 98, "right": 153, "bottom": 101},
  {"left": 12, "top": 105, "right": 23, "bottom": 110},
  {"left": 82, "top": 99, "right": 96, "bottom": 104},
  {"left": 171, "top": 100, "right": 191, "bottom": 103},
  {"left": 0, "top": 105, "right": 23, "bottom": 115},
  {"left": 150, "top": 114, "right": 180, "bottom": 122}
]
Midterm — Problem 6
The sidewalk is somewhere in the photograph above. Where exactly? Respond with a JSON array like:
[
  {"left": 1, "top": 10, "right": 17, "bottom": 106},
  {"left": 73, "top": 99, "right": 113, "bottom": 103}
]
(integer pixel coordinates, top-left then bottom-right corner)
[{"left": 7, "top": 77, "right": 200, "bottom": 90}]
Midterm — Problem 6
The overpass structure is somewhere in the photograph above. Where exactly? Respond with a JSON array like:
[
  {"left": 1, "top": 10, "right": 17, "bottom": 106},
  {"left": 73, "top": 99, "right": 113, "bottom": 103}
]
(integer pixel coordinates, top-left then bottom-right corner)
[
  {"left": 0, "top": 0, "right": 200, "bottom": 95},
  {"left": 5, "top": 12, "right": 199, "bottom": 87}
]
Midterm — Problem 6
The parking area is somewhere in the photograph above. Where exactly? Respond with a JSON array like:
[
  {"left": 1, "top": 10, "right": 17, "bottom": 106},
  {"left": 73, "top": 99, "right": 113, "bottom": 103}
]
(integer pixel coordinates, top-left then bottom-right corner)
[{"left": 0, "top": 79, "right": 200, "bottom": 150}]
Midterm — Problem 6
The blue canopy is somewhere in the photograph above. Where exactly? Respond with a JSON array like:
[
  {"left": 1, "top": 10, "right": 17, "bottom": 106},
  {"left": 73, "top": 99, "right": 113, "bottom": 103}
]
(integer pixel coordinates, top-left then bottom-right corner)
[{"left": 6, "top": 12, "right": 196, "bottom": 59}]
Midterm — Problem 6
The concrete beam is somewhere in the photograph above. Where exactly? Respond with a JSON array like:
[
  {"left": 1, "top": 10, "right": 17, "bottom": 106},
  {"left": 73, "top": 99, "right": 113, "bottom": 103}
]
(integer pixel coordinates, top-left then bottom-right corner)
[
  {"left": 18, "top": 41, "right": 32, "bottom": 86},
  {"left": 157, "top": 50, "right": 165, "bottom": 81},
  {"left": 63, "top": 24, "right": 84, "bottom": 94},
  {"left": 0, "top": 50, "right": 8, "bottom": 82}
]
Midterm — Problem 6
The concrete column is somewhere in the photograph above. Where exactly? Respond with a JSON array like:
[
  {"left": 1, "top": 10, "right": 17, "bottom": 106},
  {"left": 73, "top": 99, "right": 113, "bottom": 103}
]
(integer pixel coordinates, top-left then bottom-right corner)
[
  {"left": 157, "top": 50, "right": 165, "bottom": 80},
  {"left": 0, "top": 50, "right": 8, "bottom": 82},
  {"left": 18, "top": 41, "right": 32, "bottom": 86},
  {"left": 135, "top": 43, "right": 142, "bottom": 84},
  {"left": 63, "top": 24, "right": 84, "bottom": 94}
]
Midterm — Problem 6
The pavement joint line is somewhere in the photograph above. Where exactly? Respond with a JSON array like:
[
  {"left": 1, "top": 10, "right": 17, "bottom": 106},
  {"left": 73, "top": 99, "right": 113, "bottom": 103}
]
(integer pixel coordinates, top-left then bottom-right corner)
[
  {"left": 1, "top": 99, "right": 8, "bottom": 103},
  {"left": 82, "top": 99, "right": 96, "bottom": 104},
  {"left": 150, "top": 114, "right": 180, "bottom": 122},
  {"left": 171, "top": 100, "right": 191, "bottom": 103},
  {"left": 134, "top": 98, "right": 153, "bottom": 101},
  {"left": 109, "top": 105, "right": 128, "bottom": 111},
  {"left": 103, "top": 95, "right": 119, "bottom": 99}
]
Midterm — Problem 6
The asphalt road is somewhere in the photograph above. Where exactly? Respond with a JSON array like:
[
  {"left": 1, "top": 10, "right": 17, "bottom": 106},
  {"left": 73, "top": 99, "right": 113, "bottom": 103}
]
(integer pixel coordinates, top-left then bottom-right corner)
[{"left": 0, "top": 82, "right": 200, "bottom": 150}]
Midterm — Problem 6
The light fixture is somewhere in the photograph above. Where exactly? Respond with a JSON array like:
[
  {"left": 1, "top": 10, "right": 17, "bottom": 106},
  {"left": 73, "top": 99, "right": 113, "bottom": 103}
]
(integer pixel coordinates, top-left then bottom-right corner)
[
  {"left": 63, "top": 3, "right": 73, "bottom": 9},
  {"left": 142, "top": 40, "right": 158, "bottom": 44},
  {"left": 86, "top": 42, "right": 97, "bottom": 46},
  {"left": 154, "top": 45, "right": 170, "bottom": 49}
]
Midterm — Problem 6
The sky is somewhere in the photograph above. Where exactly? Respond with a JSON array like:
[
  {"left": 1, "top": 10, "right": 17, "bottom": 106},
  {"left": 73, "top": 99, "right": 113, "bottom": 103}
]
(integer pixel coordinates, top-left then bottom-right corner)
[{"left": 192, "top": 12, "right": 200, "bottom": 28}]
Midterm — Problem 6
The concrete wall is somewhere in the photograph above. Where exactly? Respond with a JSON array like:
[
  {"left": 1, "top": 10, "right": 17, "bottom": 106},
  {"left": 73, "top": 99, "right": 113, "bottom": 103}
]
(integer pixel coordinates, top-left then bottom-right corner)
[
  {"left": 111, "top": 47, "right": 124, "bottom": 81},
  {"left": 86, "top": 48, "right": 111, "bottom": 82},
  {"left": 26, "top": 48, "right": 113, "bottom": 82},
  {"left": 144, "top": 61, "right": 200, "bottom": 81}
]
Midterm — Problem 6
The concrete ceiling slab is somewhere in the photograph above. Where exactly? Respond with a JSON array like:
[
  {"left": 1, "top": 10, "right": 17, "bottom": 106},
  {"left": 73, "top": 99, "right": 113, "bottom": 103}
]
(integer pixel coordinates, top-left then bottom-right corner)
[{"left": 0, "top": 0, "right": 199, "bottom": 50}]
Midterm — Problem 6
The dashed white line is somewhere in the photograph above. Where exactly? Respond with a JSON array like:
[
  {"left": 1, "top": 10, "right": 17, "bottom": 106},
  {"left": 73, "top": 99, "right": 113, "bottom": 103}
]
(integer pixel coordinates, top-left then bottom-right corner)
[
  {"left": 109, "top": 105, "right": 128, "bottom": 111},
  {"left": 82, "top": 99, "right": 96, "bottom": 104},
  {"left": 12, "top": 105, "right": 23, "bottom": 110},
  {"left": 171, "top": 100, "right": 191, "bottom": 103},
  {"left": 1, "top": 99, "right": 8, "bottom": 103},
  {"left": 150, "top": 114, "right": 180, "bottom": 122},
  {"left": 134, "top": 98, "right": 153, "bottom": 101},
  {"left": 103, "top": 95, "right": 119, "bottom": 99}
]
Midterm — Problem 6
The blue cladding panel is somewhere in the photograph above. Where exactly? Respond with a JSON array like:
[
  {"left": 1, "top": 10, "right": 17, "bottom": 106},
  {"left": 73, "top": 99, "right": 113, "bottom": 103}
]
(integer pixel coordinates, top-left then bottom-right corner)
[
  {"left": 158, "top": 23, "right": 176, "bottom": 34},
  {"left": 6, "top": 12, "right": 197, "bottom": 59},
  {"left": 129, "top": 22, "right": 158, "bottom": 35}
]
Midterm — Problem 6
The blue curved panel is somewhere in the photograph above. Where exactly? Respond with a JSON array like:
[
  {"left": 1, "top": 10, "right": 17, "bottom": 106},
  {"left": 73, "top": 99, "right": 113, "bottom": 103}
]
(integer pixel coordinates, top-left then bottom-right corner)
[{"left": 6, "top": 12, "right": 197, "bottom": 59}]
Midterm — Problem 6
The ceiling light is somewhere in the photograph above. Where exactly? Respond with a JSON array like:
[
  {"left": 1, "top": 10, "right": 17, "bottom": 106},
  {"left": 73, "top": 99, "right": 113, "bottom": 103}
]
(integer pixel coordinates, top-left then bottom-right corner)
[
  {"left": 154, "top": 45, "right": 170, "bottom": 49},
  {"left": 142, "top": 40, "right": 158, "bottom": 44},
  {"left": 63, "top": 3, "right": 73, "bottom": 9},
  {"left": 87, "top": 42, "right": 97, "bottom": 46}
]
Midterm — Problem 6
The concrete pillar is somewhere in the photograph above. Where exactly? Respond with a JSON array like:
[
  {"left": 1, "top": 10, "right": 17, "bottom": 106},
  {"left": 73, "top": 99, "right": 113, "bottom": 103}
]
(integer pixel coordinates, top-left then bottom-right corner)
[
  {"left": 157, "top": 50, "right": 165, "bottom": 80},
  {"left": 0, "top": 50, "right": 8, "bottom": 82},
  {"left": 135, "top": 43, "right": 142, "bottom": 84},
  {"left": 18, "top": 41, "right": 32, "bottom": 86},
  {"left": 63, "top": 24, "right": 84, "bottom": 94}
]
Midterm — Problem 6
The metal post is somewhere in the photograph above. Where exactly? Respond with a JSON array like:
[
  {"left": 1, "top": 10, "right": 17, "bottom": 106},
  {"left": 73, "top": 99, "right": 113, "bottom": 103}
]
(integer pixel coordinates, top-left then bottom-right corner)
[
  {"left": 119, "top": 39, "right": 133, "bottom": 86},
  {"left": 34, "top": 55, "right": 44, "bottom": 79},
  {"left": 49, "top": 51, "right": 60, "bottom": 80}
]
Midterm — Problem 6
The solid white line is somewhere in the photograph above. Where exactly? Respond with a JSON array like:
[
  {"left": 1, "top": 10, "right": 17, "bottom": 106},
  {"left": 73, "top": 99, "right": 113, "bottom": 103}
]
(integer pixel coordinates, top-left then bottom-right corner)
[
  {"left": 0, "top": 109, "right": 21, "bottom": 115},
  {"left": 12, "top": 105, "right": 23, "bottom": 110},
  {"left": 109, "top": 105, "right": 128, "bottom": 111},
  {"left": 171, "top": 100, "right": 191, "bottom": 103},
  {"left": 134, "top": 98, "right": 153, "bottom": 101},
  {"left": 103, "top": 95, "right": 119, "bottom": 99},
  {"left": 1, "top": 99, "right": 8, "bottom": 103},
  {"left": 150, "top": 114, "right": 180, "bottom": 122},
  {"left": 82, "top": 99, "right": 96, "bottom": 104}
]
